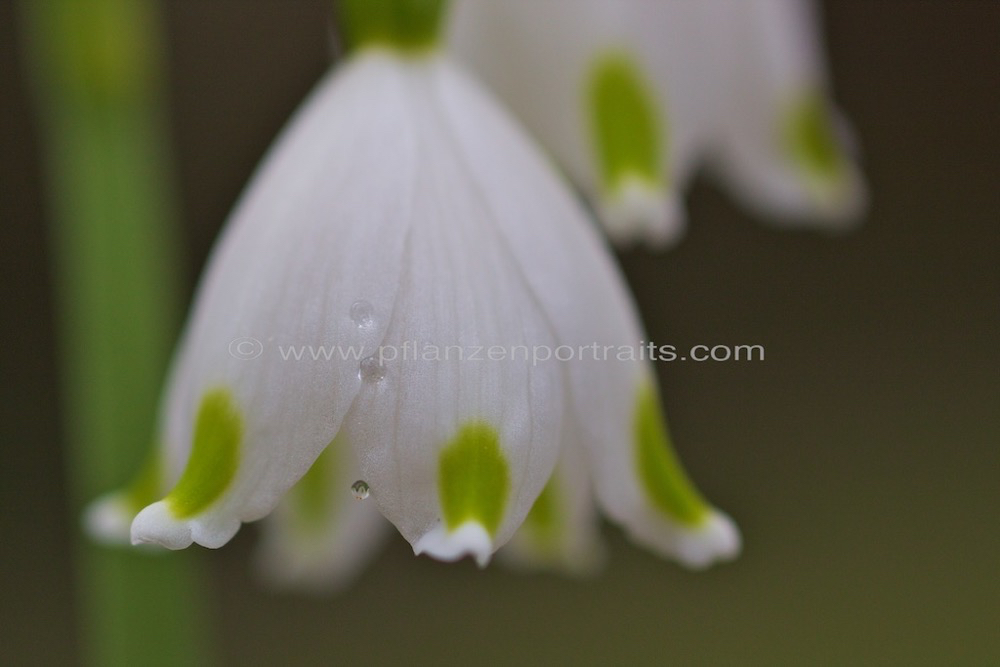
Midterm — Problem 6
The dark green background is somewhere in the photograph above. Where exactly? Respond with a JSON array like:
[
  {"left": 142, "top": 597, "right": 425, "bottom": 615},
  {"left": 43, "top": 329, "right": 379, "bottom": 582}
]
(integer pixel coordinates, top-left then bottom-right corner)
[{"left": 2, "top": 2, "right": 998, "bottom": 665}]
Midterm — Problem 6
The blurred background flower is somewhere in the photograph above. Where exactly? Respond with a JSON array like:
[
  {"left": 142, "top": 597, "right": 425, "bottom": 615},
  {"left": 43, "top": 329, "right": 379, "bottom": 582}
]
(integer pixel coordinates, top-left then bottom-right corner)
[
  {"left": 1, "top": 1, "right": 997, "bottom": 665},
  {"left": 451, "top": 0, "right": 867, "bottom": 247}
]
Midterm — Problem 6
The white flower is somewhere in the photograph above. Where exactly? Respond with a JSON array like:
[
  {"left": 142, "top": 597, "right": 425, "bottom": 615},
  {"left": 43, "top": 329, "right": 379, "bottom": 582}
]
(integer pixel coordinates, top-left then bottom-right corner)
[
  {"left": 86, "top": 0, "right": 739, "bottom": 582},
  {"left": 449, "top": 0, "right": 868, "bottom": 247}
]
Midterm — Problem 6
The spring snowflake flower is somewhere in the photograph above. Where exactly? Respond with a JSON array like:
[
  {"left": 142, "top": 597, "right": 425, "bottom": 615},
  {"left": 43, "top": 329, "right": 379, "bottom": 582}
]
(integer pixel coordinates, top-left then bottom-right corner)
[
  {"left": 86, "top": 0, "right": 739, "bottom": 585},
  {"left": 450, "top": 0, "right": 868, "bottom": 247}
]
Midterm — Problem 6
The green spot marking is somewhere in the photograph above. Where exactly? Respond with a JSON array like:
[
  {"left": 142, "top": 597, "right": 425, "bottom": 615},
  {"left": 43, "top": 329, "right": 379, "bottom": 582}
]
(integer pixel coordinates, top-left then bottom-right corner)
[
  {"left": 289, "top": 436, "right": 339, "bottom": 532},
  {"left": 784, "top": 90, "right": 847, "bottom": 184},
  {"left": 587, "top": 52, "right": 665, "bottom": 194},
  {"left": 337, "top": 0, "right": 449, "bottom": 55},
  {"left": 123, "top": 451, "right": 162, "bottom": 514},
  {"left": 165, "top": 389, "right": 242, "bottom": 518},
  {"left": 635, "top": 382, "right": 709, "bottom": 525},
  {"left": 438, "top": 421, "right": 509, "bottom": 536},
  {"left": 523, "top": 476, "right": 561, "bottom": 549}
]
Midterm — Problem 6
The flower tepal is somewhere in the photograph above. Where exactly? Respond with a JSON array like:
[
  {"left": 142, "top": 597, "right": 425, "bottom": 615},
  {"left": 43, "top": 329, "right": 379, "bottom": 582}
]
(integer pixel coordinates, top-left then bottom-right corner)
[
  {"left": 87, "top": 0, "right": 739, "bottom": 573},
  {"left": 449, "top": 0, "right": 867, "bottom": 246},
  {"left": 449, "top": 0, "right": 696, "bottom": 247}
]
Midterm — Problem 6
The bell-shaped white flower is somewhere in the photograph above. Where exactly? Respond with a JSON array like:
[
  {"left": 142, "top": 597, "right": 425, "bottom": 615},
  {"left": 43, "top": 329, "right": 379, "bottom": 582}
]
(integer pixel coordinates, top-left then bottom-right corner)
[
  {"left": 86, "top": 0, "right": 739, "bottom": 575},
  {"left": 449, "top": 0, "right": 867, "bottom": 247}
]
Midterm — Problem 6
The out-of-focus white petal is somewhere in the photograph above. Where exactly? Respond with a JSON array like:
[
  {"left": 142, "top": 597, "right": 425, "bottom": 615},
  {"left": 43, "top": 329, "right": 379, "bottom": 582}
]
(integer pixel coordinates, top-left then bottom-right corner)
[
  {"left": 84, "top": 454, "right": 164, "bottom": 545},
  {"left": 433, "top": 56, "right": 739, "bottom": 568},
  {"left": 705, "top": 0, "right": 867, "bottom": 226},
  {"left": 255, "top": 435, "right": 389, "bottom": 593},
  {"left": 129, "top": 55, "right": 420, "bottom": 549},
  {"left": 451, "top": 0, "right": 866, "bottom": 239},
  {"left": 499, "top": 418, "right": 605, "bottom": 575},
  {"left": 449, "top": 0, "right": 703, "bottom": 247}
]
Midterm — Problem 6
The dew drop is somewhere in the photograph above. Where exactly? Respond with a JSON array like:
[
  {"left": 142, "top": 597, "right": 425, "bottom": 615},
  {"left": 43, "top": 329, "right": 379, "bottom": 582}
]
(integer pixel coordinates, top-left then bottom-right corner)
[
  {"left": 350, "top": 300, "right": 375, "bottom": 329},
  {"left": 359, "top": 356, "right": 386, "bottom": 382},
  {"left": 351, "top": 480, "right": 370, "bottom": 500}
]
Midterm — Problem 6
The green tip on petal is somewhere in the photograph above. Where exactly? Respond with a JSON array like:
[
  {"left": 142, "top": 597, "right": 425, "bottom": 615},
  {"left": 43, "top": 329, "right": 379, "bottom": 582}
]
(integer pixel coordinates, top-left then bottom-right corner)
[
  {"left": 634, "top": 381, "right": 709, "bottom": 526},
  {"left": 784, "top": 90, "right": 848, "bottom": 185},
  {"left": 438, "top": 421, "right": 509, "bottom": 536},
  {"left": 165, "top": 388, "right": 242, "bottom": 519},
  {"left": 337, "top": 0, "right": 450, "bottom": 55},
  {"left": 586, "top": 51, "right": 666, "bottom": 196},
  {"left": 288, "top": 436, "right": 339, "bottom": 532},
  {"left": 522, "top": 477, "right": 561, "bottom": 550}
]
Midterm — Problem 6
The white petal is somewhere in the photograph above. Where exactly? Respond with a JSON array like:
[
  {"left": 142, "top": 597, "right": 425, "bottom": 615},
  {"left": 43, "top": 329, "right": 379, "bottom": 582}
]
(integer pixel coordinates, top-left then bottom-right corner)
[
  {"left": 499, "top": 417, "right": 606, "bottom": 575},
  {"left": 85, "top": 494, "right": 139, "bottom": 546},
  {"left": 414, "top": 522, "right": 494, "bottom": 568},
  {"left": 599, "top": 177, "right": 686, "bottom": 248},
  {"left": 131, "top": 54, "right": 421, "bottom": 549},
  {"left": 84, "top": 455, "right": 165, "bottom": 545},
  {"left": 434, "top": 57, "right": 739, "bottom": 568},
  {"left": 255, "top": 435, "right": 388, "bottom": 593},
  {"left": 334, "top": 56, "right": 566, "bottom": 565},
  {"left": 705, "top": 0, "right": 867, "bottom": 225},
  {"left": 449, "top": 0, "right": 703, "bottom": 247}
]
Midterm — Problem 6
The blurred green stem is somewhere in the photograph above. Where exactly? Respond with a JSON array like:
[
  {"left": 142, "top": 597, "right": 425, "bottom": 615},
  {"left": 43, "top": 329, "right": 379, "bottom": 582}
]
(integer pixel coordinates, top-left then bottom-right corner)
[{"left": 21, "top": 1, "right": 211, "bottom": 665}]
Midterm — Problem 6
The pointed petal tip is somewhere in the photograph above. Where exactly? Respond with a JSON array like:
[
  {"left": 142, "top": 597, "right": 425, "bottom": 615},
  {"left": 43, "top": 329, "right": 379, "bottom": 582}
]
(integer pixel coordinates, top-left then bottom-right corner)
[
  {"left": 673, "top": 510, "right": 742, "bottom": 570},
  {"left": 412, "top": 521, "right": 494, "bottom": 568},
  {"left": 83, "top": 494, "right": 135, "bottom": 545},
  {"left": 718, "top": 150, "right": 868, "bottom": 233},
  {"left": 130, "top": 500, "right": 241, "bottom": 550},
  {"left": 781, "top": 162, "right": 870, "bottom": 232},
  {"left": 622, "top": 507, "right": 741, "bottom": 570},
  {"left": 598, "top": 179, "right": 686, "bottom": 248},
  {"left": 130, "top": 501, "right": 192, "bottom": 549}
]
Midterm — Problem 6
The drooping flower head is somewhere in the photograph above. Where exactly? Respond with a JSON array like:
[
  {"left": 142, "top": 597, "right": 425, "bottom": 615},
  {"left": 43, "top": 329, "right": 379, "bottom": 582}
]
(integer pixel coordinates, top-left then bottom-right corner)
[
  {"left": 87, "top": 0, "right": 739, "bottom": 584},
  {"left": 450, "top": 0, "right": 867, "bottom": 247}
]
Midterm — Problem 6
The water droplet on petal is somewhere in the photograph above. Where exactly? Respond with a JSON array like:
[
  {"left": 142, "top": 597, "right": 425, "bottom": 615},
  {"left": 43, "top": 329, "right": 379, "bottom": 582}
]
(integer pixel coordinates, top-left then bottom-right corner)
[
  {"left": 350, "top": 300, "right": 375, "bottom": 329},
  {"left": 359, "top": 356, "right": 385, "bottom": 382},
  {"left": 351, "top": 480, "right": 370, "bottom": 500}
]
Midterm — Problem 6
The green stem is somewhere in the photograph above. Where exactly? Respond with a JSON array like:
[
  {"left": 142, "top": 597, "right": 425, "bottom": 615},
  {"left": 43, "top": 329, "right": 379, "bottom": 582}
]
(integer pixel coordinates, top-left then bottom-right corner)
[{"left": 21, "top": 1, "right": 212, "bottom": 665}]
